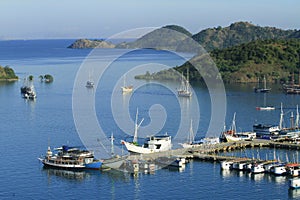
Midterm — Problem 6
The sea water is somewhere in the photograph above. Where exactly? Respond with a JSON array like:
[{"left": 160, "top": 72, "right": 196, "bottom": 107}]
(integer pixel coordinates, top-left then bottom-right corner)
[{"left": 1, "top": 40, "right": 300, "bottom": 199}]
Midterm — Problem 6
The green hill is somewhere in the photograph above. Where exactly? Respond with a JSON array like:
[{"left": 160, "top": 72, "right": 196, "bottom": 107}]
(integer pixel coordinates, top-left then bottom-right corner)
[
  {"left": 136, "top": 38, "right": 300, "bottom": 83},
  {"left": 180, "top": 21, "right": 295, "bottom": 52},
  {"left": 181, "top": 38, "right": 300, "bottom": 83},
  {"left": 0, "top": 65, "right": 18, "bottom": 81},
  {"left": 115, "top": 25, "right": 192, "bottom": 51}
]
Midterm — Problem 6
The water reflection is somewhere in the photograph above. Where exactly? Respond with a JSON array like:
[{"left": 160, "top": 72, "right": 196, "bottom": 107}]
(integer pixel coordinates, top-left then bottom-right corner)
[
  {"left": 288, "top": 188, "right": 300, "bottom": 199},
  {"left": 250, "top": 173, "right": 265, "bottom": 182},
  {"left": 220, "top": 169, "right": 233, "bottom": 178},
  {"left": 42, "top": 167, "right": 91, "bottom": 181}
]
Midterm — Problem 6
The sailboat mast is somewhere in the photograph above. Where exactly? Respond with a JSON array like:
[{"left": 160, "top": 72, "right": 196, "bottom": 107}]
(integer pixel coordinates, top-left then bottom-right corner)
[
  {"left": 231, "top": 112, "right": 237, "bottom": 133},
  {"left": 133, "top": 108, "right": 139, "bottom": 143},
  {"left": 188, "top": 119, "right": 194, "bottom": 144},
  {"left": 295, "top": 105, "right": 299, "bottom": 128},
  {"left": 263, "top": 75, "right": 267, "bottom": 89},
  {"left": 111, "top": 132, "right": 114, "bottom": 156},
  {"left": 279, "top": 103, "right": 284, "bottom": 130}
]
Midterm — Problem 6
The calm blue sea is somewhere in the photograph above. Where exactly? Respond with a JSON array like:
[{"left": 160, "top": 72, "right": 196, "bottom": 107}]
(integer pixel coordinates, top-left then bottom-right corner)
[{"left": 1, "top": 39, "right": 300, "bottom": 199}]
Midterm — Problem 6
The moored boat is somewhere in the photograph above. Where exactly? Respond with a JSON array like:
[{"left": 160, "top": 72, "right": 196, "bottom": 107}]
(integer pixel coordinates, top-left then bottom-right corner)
[
  {"left": 121, "top": 109, "right": 172, "bottom": 154},
  {"left": 220, "top": 161, "right": 233, "bottom": 170},
  {"left": 220, "top": 113, "right": 256, "bottom": 142},
  {"left": 289, "top": 178, "right": 300, "bottom": 189},
  {"left": 256, "top": 106, "right": 275, "bottom": 111},
  {"left": 38, "top": 145, "right": 102, "bottom": 170}
]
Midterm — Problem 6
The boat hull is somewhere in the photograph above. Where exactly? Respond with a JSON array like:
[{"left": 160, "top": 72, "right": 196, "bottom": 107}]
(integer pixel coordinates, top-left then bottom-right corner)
[
  {"left": 84, "top": 161, "right": 102, "bottom": 169},
  {"left": 290, "top": 179, "right": 300, "bottom": 189},
  {"left": 122, "top": 141, "right": 157, "bottom": 154},
  {"left": 103, "top": 157, "right": 125, "bottom": 169},
  {"left": 39, "top": 158, "right": 86, "bottom": 170}
]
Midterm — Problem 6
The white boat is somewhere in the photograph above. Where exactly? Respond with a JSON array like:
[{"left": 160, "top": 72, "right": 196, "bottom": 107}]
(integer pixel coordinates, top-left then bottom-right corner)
[
  {"left": 289, "top": 178, "right": 300, "bottom": 189},
  {"left": 220, "top": 113, "right": 256, "bottom": 142},
  {"left": 177, "top": 69, "right": 192, "bottom": 97},
  {"left": 256, "top": 106, "right": 275, "bottom": 111},
  {"left": 251, "top": 162, "right": 266, "bottom": 174},
  {"left": 121, "top": 109, "right": 172, "bottom": 154},
  {"left": 270, "top": 164, "right": 287, "bottom": 175},
  {"left": 287, "top": 164, "right": 300, "bottom": 177},
  {"left": 121, "top": 75, "right": 133, "bottom": 93},
  {"left": 180, "top": 119, "right": 200, "bottom": 148},
  {"left": 220, "top": 161, "right": 233, "bottom": 170}
]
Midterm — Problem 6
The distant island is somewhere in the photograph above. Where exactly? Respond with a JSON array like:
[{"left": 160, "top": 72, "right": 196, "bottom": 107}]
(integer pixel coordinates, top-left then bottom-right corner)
[
  {"left": 68, "top": 21, "right": 300, "bottom": 83},
  {"left": 68, "top": 39, "right": 115, "bottom": 49},
  {"left": 0, "top": 65, "right": 18, "bottom": 81}
]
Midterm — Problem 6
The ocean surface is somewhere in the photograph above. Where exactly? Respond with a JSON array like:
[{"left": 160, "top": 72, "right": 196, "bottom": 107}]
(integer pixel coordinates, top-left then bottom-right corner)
[{"left": 1, "top": 39, "right": 300, "bottom": 199}]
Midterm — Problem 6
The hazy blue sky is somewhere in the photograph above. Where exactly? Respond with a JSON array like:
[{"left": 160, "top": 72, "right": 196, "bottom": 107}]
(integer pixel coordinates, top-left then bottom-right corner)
[{"left": 0, "top": 0, "right": 299, "bottom": 39}]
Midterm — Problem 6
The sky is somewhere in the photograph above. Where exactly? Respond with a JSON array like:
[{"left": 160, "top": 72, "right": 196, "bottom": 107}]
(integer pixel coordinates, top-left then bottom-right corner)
[{"left": 0, "top": 0, "right": 299, "bottom": 40}]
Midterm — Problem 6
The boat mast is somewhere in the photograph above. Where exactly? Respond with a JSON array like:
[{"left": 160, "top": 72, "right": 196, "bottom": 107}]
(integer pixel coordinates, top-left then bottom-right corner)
[
  {"left": 290, "top": 112, "right": 294, "bottom": 129},
  {"left": 133, "top": 108, "right": 144, "bottom": 144},
  {"left": 279, "top": 103, "right": 284, "bottom": 130},
  {"left": 231, "top": 112, "right": 237, "bottom": 133},
  {"left": 188, "top": 119, "right": 194, "bottom": 144},
  {"left": 186, "top": 68, "right": 190, "bottom": 92},
  {"left": 263, "top": 75, "right": 267, "bottom": 89},
  {"left": 110, "top": 132, "right": 114, "bottom": 156},
  {"left": 295, "top": 105, "right": 299, "bottom": 128}
]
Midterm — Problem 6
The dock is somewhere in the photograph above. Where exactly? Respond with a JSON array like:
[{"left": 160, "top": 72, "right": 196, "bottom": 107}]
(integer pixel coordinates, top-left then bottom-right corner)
[{"left": 122, "top": 139, "right": 300, "bottom": 169}]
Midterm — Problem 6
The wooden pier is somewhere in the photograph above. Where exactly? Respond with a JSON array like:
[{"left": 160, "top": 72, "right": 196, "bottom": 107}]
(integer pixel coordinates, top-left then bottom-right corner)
[{"left": 126, "top": 139, "right": 300, "bottom": 164}]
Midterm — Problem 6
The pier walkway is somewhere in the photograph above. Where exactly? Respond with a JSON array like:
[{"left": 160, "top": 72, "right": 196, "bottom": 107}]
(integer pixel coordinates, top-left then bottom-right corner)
[{"left": 126, "top": 139, "right": 300, "bottom": 163}]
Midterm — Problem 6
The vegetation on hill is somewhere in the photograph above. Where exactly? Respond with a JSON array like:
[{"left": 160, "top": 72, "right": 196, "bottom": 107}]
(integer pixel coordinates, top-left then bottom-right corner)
[
  {"left": 136, "top": 38, "right": 300, "bottom": 83},
  {"left": 185, "top": 22, "right": 295, "bottom": 52},
  {"left": 208, "top": 38, "right": 300, "bottom": 83},
  {"left": 0, "top": 65, "right": 18, "bottom": 81},
  {"left": 115, "top": 24, "right": 192, "bottom": 51}
]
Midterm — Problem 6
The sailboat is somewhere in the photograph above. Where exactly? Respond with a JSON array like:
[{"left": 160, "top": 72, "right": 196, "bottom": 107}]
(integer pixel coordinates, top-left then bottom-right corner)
[
  {"left": 220, "top": 113, "right": 256, "bottom": 142},
  {"left": 256, "top": 93, "right": 275, "bottom": 110},
  {"left": 121, "top": 75, "right": 133, "bottom": 93},
  {"left": 254, "top": 75, "right": 271, "bottom": 93},
  {"left": 86, "top": 71, "right": 94, "bottom": 88},
  {"left": 102, "top": 133, "right": 125, "bottom": 169},
  {"left": 180, "top": 120, "right": 199, "bottom": 148},
  {"left": 121, "top": 109, "right": 172, "bottom": 154},
  {"left": 177, "top": 69, "right": 192, "bottom": 97}
]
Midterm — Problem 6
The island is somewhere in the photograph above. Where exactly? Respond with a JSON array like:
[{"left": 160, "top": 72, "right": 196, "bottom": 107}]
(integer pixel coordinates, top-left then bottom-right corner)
[
  {"left": 0, "top": 65, "right": 18, "bottom": 81},
  {"left": 68, "top": 22, "right": 300, "bottom": 84}
]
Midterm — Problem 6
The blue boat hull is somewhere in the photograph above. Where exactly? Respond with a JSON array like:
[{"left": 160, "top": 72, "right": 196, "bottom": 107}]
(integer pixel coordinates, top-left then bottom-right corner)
[{"left": 84, "top": 161, "right": 102, "bottom": 169}]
